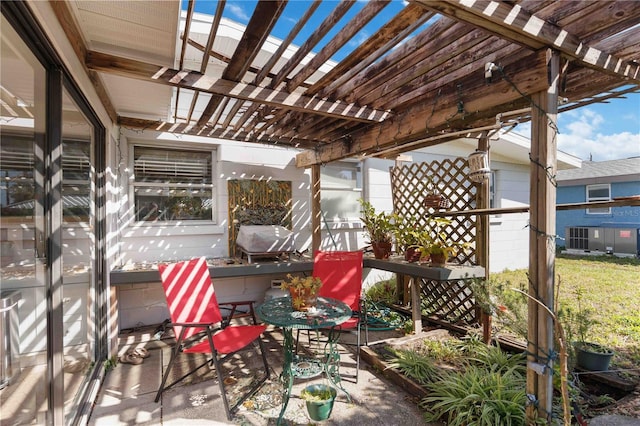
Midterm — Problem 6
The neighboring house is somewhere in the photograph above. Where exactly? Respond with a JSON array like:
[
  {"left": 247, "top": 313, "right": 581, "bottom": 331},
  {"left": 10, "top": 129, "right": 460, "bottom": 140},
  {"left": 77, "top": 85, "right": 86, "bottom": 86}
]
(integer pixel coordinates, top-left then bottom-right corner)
[{"left": 556, "top": 158, "right": 640, "bottom": 256}]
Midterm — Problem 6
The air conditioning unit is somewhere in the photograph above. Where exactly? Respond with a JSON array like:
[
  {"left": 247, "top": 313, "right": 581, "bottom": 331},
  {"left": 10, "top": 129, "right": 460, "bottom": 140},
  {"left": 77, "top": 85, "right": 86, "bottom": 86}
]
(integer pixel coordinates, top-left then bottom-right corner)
[
  {"left": 566, "top": 227, "right": 589, "bottom": 250},
  {"left": 565, "top": 226, "right": 639, "bottom": 256}
]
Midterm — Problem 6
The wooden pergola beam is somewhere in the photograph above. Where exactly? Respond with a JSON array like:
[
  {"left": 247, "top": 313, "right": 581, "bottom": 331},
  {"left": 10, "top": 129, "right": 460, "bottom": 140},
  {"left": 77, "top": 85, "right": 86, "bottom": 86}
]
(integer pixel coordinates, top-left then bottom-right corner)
[
  {"left": 197, "top": 0, "right": 287, "bottom": 127},
  {"left": 86, "top": 51, "right": 390, "bottom": 124},
  {"left": 419, "top": 0, "right": 640, "bottom": 82},
  {"left": 296, "top": 49, "right": 549, "bottom": 167},
  {"left": 117, "top": 116, "right": 319, "bottom": 150}
]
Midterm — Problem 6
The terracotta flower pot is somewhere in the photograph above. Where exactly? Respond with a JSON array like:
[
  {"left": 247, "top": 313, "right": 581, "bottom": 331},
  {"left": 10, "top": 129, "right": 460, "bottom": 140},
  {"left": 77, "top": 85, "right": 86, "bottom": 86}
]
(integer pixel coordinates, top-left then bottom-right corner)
[
  {"left": 372, "top": 242, "right": 392, "bottom": 259},
  {"left": 404, "top": 247, "right": 421, "bottom": 263},
  {"left": 429, "top": 252, "right": 447, "bottom": 267}
]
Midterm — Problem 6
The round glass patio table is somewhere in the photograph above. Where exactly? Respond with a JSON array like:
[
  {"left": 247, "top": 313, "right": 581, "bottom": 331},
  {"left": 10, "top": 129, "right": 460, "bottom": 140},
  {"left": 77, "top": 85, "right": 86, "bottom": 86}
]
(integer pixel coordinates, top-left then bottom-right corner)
[{"left": 256, "top": 296, "right": 352, "bottom": 425}]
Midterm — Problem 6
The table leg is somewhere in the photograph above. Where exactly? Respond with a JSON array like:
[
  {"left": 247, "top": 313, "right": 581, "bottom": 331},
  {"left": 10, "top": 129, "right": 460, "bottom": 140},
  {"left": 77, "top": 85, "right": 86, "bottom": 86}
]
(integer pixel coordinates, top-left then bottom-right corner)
[
  {"left": 277, "top": 327, "right": 295, "bottom": 425},
  {"left": 324, "top": 327, "right": 351, "bottom": 403}
]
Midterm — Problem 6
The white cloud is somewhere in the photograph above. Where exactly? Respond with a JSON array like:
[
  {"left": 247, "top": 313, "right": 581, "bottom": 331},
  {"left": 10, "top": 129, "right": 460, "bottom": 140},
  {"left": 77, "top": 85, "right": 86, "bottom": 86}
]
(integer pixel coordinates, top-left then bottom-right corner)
[
  {"left": 513, "top": 109, "right": 640, "bottom": 161},
  {"left": 559, "top": 131, "right": 640, "bottom": 162},
  {"left": 228, "top": 3, "right": 249, "bottom": 22},
  {"left": 348, "top": 31, "right": 370, "bottom": 48}
]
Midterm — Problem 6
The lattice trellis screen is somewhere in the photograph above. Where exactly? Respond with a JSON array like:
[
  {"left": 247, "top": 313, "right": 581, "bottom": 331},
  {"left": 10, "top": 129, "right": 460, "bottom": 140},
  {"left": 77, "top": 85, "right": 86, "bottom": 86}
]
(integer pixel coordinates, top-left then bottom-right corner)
[
  {"left": 390, "top": 157, "right": 478, "bottom": 265},
  {"left": 391, "top": 158, "right": 481, "bottom": 326},
  {"left": 228, "top": 180, "right": 292, "bottom": 257}
]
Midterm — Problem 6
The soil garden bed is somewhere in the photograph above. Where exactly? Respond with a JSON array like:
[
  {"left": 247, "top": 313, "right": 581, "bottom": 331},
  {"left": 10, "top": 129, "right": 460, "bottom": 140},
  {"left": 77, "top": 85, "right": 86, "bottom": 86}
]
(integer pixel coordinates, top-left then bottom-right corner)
[{"left": 360, "top": 324, "right": 640, "bottom": 423}]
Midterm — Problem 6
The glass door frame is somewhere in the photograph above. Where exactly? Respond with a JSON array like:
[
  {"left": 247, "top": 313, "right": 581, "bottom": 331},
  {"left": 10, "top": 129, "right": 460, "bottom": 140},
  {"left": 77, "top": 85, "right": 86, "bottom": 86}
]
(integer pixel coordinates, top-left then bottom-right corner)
[{"left": 1, "top": 2, "right": 107, "bottom": 425}]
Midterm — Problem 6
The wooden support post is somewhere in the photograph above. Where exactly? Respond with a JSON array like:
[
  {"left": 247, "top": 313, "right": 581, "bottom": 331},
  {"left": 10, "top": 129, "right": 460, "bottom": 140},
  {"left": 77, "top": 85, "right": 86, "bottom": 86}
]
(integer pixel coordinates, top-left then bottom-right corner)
[
  {"left": 311, "top": 164, "right": 321, "bottom": 255},
  {"left": 526, "top": 49, "right": 559, "bottom": 425},
  {"left": 477, "top": 133, "right": 492, "bottom": 343}
]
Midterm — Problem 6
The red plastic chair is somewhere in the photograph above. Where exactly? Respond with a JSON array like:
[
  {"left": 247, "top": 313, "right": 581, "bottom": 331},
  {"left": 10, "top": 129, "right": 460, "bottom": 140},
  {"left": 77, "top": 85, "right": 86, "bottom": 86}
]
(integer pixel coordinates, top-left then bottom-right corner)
[
  {"left": 155, "top": 257, "right": 269, "bottom": 419},
  {"left": 313, "top": 250, "right": 366, "bottom": 382}
]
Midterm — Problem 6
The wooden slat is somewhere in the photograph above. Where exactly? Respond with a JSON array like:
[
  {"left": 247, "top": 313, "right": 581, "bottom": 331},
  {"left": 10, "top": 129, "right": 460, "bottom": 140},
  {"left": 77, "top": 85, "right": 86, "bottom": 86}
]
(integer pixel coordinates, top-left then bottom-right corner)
[
  {"left": 364, "top": 32, "right": 513, "bottom": 110},
  {"left": 357, "top": 21, "right": 486, "bottom": 108},
  {"left": 174, "top": 0, "right": 195, "bottom": 122},
  {"left": 296, "top": 49, "right": 549, "bottom": 167},
  {"left": 420, "top": 0, "right": 640, "bottom": 82},
  {"left": 117, "top": 116, "right": 319, "bottom": 149},
  {"left": 286, "top": 0, "right": 391, "bottom": 92},
  {"left": 186, "top": 0, "right": 224, "bottom": 124},
  {"left": 314, "top": 4, "right": 434, "bottom": 98},
  {"left": 87, "top": 51, "right": 390, "bottom": 123},
  {"left": 233, "top": 1, "right": 321, "bottom": 132},
  {"left": 197, "top": 0, "right": 288, "bottom": 127},
  {"left": 270, "top": 0, "right": 355, "bottom": 89},
  {"left": 332, "top": 16, "right": 459, "bottom": 103},
  {"left": 283, "top": 6, "right": 436, "bottom": 137}
]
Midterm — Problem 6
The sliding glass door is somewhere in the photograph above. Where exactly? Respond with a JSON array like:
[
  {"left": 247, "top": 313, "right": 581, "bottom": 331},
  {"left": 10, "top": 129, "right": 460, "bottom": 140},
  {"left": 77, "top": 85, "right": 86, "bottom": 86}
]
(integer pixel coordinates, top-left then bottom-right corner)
[
  {"left": 0, "top": 14, "right": 49, "bottom": 424},
  {"left": 1, "top": 4, "right": 106, "bottom": 425}
]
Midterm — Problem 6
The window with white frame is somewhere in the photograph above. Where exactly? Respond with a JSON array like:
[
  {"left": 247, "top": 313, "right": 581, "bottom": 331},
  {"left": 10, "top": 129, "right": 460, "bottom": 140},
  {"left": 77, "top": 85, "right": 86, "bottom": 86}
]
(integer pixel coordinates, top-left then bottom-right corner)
[
  {"left": 586, "top": 183, "right": 611, "bottom": 214},
  {"left": 320, "top": 161, "right": 362, "bottom": 221},
  {"left": 132, "top": 145, "right": 215, "bottom": 222}
]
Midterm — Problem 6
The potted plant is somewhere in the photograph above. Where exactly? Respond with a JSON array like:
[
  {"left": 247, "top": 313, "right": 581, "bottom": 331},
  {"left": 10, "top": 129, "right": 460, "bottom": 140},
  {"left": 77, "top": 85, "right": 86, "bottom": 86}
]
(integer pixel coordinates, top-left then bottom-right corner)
[
  {"left": 301, "top": 383, "right": 337, "bottom": 421},
  {"left": 560, "top": 287, "right": 614, "bottom": 371},
  {"left": 423, "top": 217, "right": 470, "bottom": 266},
  {"left": 279, "top": 274, "right": 323, "bottom": 311},
  {"left": 359, "top": 199, "right": 394, "bottom": 259},
  {"left": 392, "top": 214, "right": 425, "bottom": 262}
]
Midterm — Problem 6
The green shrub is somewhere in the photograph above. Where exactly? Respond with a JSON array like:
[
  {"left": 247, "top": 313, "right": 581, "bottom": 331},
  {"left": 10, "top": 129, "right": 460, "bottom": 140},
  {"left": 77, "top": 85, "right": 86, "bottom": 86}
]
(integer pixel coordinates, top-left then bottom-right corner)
[
  {"left": 420, "top": 339, "right": 461, "bottom": 364},
  {"left": 365, "top": 278, "right": 397, "bottom": 304},
  {"left": 471, "top": 345, "right": 526, "bottom": 375},
  {"left": 421, "top": 365, "right": 526, "bottom": 425},
  {"left": 387, "top": 348, "right": 439, "bottom": 385}
]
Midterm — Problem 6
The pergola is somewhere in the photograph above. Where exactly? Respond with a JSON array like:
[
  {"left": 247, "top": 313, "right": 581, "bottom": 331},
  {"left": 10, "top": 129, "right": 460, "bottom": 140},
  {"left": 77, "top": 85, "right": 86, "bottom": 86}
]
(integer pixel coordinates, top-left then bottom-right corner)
[{"left": 50, "top": 0, "right": 640, "bottom": 423}]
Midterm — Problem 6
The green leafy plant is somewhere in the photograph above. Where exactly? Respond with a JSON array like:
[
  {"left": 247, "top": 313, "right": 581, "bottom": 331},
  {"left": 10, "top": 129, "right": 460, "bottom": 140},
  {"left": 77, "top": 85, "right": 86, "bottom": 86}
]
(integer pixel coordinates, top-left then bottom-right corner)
[
  {"left": 365, "top": 278, "right": 397, "bottom": 305},
  {"left": 387, "top": 348, "right": 439, "bottom": 385},
  {"left": 300, "top": 384, "right": 335, "bottom": 402},
  {"left": 422, "top": 216, "right": 471, "bottom": 263},
  {"left": 420, "top": 339, "right": 462, "bottom": 364},
  {"left": 358, "top": 199, "right": 394, "bottom": 244},
  {"left": 470, "top": 345, "right": 526, "bottom": 375},
  {"left": 452, "top": 331, "right": 487, "bottom": 356},
  {"left": 558, "top": 286, "right": 614, "bottom": 357},
  {"left": 391, "top": 214, "right": 430, "bottom": 253},
  {"left": 421, "top": 365, "right": 527, "bottom": 426},
  {"left": 105, "top": 355, "right": 118, "bottom": 372}
]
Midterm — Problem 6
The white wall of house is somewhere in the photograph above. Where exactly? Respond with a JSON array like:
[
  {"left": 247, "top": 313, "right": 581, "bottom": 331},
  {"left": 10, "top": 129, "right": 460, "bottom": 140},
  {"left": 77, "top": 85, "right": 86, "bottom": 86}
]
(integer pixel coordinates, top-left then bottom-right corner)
[{"left": 108, "top": 130, "right": 536, "bottom": 329}]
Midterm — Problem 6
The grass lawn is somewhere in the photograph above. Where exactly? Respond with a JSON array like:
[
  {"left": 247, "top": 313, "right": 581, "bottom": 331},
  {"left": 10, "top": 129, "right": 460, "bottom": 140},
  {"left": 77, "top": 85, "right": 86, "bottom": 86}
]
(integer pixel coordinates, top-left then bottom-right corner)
[{"left": 491, "top": 254, "right": 640, "bottom": 369}]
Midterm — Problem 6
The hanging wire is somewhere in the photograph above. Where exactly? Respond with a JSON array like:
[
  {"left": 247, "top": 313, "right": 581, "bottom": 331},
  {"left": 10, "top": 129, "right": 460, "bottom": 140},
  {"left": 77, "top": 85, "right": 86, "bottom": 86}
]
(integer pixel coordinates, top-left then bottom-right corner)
[{"left": 529, "top": 154, "right": 558, "bottom": 187}]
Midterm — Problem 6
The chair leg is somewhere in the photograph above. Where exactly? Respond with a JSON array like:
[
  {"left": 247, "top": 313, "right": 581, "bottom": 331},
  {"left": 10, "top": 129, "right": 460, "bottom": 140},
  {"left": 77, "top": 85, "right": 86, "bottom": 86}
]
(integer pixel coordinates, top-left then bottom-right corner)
[
  {"left": 215, "top": 338, "right": 271, "bottom": 420},
  {"left": 155, "top": 342, "right": 181, "bottom": 402},
  {"left": 155, "top": 348, "right": 214, "bottom": 402}
]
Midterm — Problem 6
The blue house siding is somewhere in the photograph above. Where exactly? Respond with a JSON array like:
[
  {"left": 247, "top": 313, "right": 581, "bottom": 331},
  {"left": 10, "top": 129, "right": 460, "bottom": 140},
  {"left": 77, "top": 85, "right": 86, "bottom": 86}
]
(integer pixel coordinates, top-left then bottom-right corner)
[{"left": 557, "top": 181, "right": 640, "bottom": 235}]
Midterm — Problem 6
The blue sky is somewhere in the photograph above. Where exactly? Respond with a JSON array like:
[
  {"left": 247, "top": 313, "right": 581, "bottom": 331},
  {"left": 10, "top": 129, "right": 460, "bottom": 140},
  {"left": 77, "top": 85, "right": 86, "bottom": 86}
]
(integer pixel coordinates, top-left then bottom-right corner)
[{"left": 188, "top": 0, "right": 640, "bottom": 162}]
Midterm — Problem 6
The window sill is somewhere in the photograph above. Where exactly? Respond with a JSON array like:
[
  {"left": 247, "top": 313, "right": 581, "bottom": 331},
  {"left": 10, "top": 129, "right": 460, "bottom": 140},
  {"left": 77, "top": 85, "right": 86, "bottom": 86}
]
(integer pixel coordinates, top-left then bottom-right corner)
[{"left": 123, "top": 223, "right": 224, "bottom": 238}]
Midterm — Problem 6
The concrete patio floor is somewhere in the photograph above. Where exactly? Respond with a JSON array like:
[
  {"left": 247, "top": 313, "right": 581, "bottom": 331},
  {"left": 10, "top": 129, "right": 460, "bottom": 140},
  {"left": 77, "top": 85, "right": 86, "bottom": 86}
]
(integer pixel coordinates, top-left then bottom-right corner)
[{"left": 88, "top": 323, "right": 434, "bottom": 426}]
